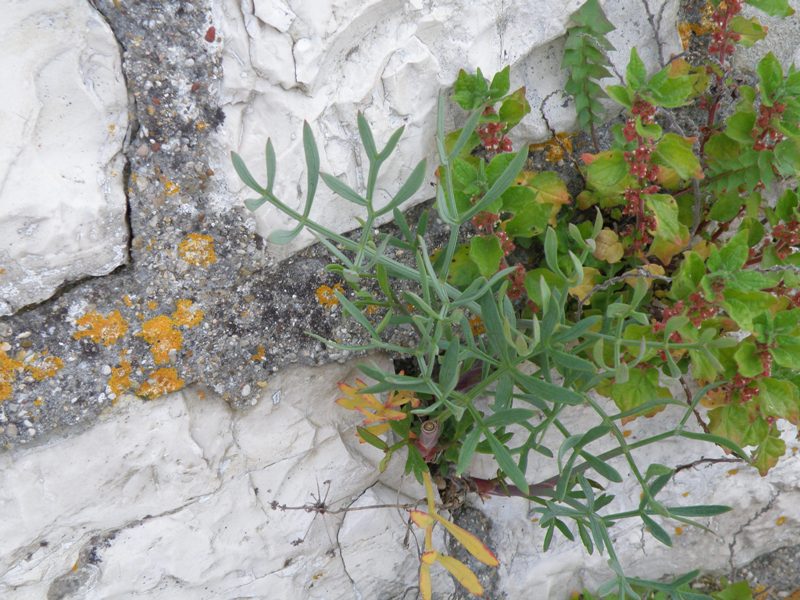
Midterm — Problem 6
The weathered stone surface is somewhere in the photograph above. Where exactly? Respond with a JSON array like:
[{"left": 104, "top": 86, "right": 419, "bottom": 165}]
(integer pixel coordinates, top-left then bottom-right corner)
[
  {"left": 0, "top": 0, "right": 129, "bottom": 315},
  {"left": 218, "top": 0, "right": 681, "bottom": 258},
  {"left": 2, "top": 368, "right": 800, "bottom": 599},
  {"left": 734, "top": 0, "right": 800, "bottom": 69}
]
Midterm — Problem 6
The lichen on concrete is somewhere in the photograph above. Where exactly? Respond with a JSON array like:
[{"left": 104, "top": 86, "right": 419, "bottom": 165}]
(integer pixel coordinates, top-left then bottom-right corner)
[{"left": 0, "top": 0, "right": 369, "bottom": 450}]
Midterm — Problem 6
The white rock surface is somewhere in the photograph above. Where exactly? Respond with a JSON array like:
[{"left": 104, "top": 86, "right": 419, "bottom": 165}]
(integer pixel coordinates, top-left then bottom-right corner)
[
  {"left": 0, "top": 358, "right": 452, "bottom": 600},
  {"left": 0, "top": 0, "right": 129, "bottom": 316},
  {"left": 2, "top": 358, "right": 800, "bottom": 599},
  {"left": 217, "top": 0, "right": 681, "bottom": 259}
]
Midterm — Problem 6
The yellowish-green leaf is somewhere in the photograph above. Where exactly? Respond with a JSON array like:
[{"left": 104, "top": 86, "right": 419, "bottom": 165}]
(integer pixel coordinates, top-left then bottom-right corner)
[
  {"left": 569, "top": 267, "right": 601, "bottom": 305},
  {"left": 419, "top": 562, "right": 432, "bottom": 600},
  {"left": 410, "top": 510, "right": 436, "bottom": 529},
  {"left": 593, "top": 228, "right": 624, "bottom": 263},
  {"left": 433, "top": 513, "right": 500, "bottom": 566},
  {"left": 436, "top": 554, "right": 485, "bottom": 596}
]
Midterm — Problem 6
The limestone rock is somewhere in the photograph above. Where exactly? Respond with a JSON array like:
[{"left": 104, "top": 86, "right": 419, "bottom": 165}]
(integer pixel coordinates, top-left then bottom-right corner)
[
  {"left": 0, "top": 0, "right": 129, "bottom": 315},
  {"left": 217, "top": 0, "right": 681, "bottom": 260}
]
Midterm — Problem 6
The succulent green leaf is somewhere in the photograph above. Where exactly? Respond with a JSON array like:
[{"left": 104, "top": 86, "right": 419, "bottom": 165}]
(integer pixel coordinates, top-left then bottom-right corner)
[
  {"left": 469, "top": 235, "right": 503, "bottom": 278},
  {"left": 734, "top": 339, "right": 763, "bottom": 378},
  {"left": 752, "top": 434, "right": 786, "bottom": 476},
  {"left": 758, "top": 378, "right": 800, "bottom": 424},
  {"left": 453, "top": 68, "right": 490, "bottom": 110},
  {"left": 757, "top": 52, "right": 784, "bottom": 105},
  {"left": 499, "top": 88, "right": 531, "bottom": 128},
  {"left": 653, "top": 134, "right": 703, "bottom": 180},
  {"left": 608, "top": 367, "right": 671, "bottom": 417},
  {"left": 489, "top": 66, "right": 511, "bottom": 100},
  {"left": 746, "top": 0, "right": 795, "bottom": 17},
  {"left": 730, "top": 16, "right": 768, "bottom": 47},
  {"left": 645, "top": 194, "right": 691, "bottom": 265},
  {"left": 626, "top": 47, "right": 647, "bottom": 91},
  {"left": 708, "top": 191, "right": 744, "bottom": 222}
]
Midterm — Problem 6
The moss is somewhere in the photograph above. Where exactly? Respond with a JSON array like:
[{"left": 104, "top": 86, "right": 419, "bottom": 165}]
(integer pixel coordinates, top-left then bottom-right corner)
[{"left": 73, "top": 310, "right": 129, "bottom": 346}]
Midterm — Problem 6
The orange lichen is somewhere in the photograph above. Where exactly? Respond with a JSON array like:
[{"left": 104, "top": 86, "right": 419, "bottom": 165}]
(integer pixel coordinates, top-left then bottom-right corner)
[
  {"left": 0, "top": 350, "right": 23, "bottom": 401},
  {"left": 138, "top": 368, "right": 185, "bottom": 399},
  {"left": 530, "top": 133, "right": 573, "bottom": 163},
  {"left": 251, "top": 345, "right": 267, "bottom": 362},
  {"left": 138, "top": 315, "right": 183, "bottom": 365},
  {"left": 674, "top": 526, "right": 684, "bottom": 536},
  {"left": 33, "top": 398, "right": 43, "bottom": 407},
  {"left": 776, "top": 516, "right": 787, "bottom": 526},
  {"left": 171, "top": 299, "right": 204, "bottom": 327},
  {"left": 108, "top": 360, "right": 133, "bottom": 398},
  {"left": 468, "top": 316, "right": 486, "bottom": 336},
  {"left": 178, "top": 233, "right": 217, "bottom": 267},
  {"left": 146, "top": 300, "right": 159, "bottom": 311},
  {"left": 73, "top": 310, "right": 129, "bottom": 346},
  {"left": 122, "top": 295, "right": 133, "bottom": 307},
  {"left": 315, "top": 283, "right": 345, "bottom": 309},
  {"left": 137, "top": 300, "right": 204, "bottom": 364},
  {"left": 164, "top": 180, "right": 180, "bottom": 196},
  {"left": 622, "top": 429, "right": 633, "bottom": 438},
  {"left": 25, "top": 353, "right": 64, "bottom": 381}
]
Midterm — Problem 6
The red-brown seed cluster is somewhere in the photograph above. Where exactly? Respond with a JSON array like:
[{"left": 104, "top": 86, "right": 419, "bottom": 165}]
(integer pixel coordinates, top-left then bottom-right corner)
[
  {"left": 471, "top": 211, "right": 500, "bottom": 235},
  {"left": 753, "top": 103, "right": 786, "bottom": 151},
  {"left": 772, "top": 220, "right": 799, "bottom": 259},
  {"left": 708, "top": 0, "right": 742, "bottom": 59},
  {"left": 687, "top": 292, "right": 719, "bottom": 327},
  {"left": 507, "top": 264, "right": 527, "bottom": 302},
  {"left": 477, "top": 108, "right": 513, "bottom": 157}
]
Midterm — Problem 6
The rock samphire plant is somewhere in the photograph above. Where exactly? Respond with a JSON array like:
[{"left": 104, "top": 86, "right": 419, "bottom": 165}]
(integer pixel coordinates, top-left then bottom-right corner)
[{"left": 233, "top": 0, "right": 800, "bottom": 596}]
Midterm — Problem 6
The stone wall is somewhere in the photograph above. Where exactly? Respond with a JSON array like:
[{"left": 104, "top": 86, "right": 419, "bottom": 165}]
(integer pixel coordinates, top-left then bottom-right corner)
[{"left": 1, "top": 1, "right": 799, "bottom": 599}]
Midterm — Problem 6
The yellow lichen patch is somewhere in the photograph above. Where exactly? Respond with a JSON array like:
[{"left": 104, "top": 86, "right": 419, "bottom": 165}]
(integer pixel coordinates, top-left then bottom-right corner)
[
  {"left": 776, "top": 516, "right": 787, "bottom": 526},
  {"left": 529, "top": 133, "right": 574, "bottom": 163},
  {"left": 727, "top": 468, "right": 739, "bottom": 476},
  {"left": 164, "top": 180, "right": 180, "bottom": 196},
  {"left": 171, "top": 299, "right": 204, "bottom": 327},
  {"left": 73, "top": 310, "right": 129, "bottom": 346},
  {"left": 178, "top": 233, "right": 217, "bottom": 267},
  {"left": 315, "top": 283, "right": 344, "bottom": 309},
  {"left": 122, "top": 295, "right": 133, "bottom": 307},
  {"left": 138, "top": 368, "right": 185, "bottom": 399},
  {"left": 678, "top": 21, "right": 713, "bottom": 50},
  {"left": 33, "top": 398, "right": 43, "bottom": 407},
  {"left": 0, "top": 350, "right": 23, "bottom": 401},
  {"left": 468, "top": 316, "right": 486, "bottom": 336},
  {"left": 674, "top": 526, "right": 683, "bottom": 536},
  {"left": 146, "top": 300, "right": 159, "bottom": 311},
  {"left": 108, "top": 360, "right": 132, "bottom": 398},
  {"left": 138, "top": 315, "right": 183, "bottom": 365},
  {"left": 25, "top": 353, "right": 64, "bottom": 381},
  {"left": 251, "top": 345, "right": 267, "bottom": 362},
  {"left": 195, "top": 121, "right": 208, "bottom": 132},
  {"left": 682, "top": 491, "right": 690, "bottom": 497}
]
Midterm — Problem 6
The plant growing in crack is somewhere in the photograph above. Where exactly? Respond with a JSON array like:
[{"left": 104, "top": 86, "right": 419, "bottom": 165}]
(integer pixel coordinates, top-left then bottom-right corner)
[{"left": 233, "top": 0, "right": 800, "bottom": 596}]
